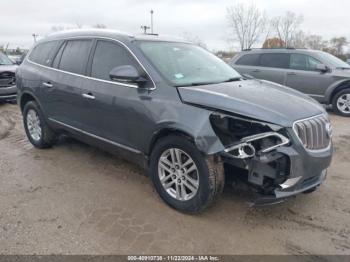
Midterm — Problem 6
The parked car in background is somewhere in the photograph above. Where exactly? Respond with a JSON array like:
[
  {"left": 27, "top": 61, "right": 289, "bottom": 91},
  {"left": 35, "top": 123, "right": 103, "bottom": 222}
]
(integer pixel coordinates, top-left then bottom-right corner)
[
  {"left": 8, "top": 54, "right": 23, "bottom": 65},
  {"left": 16, "top": 30, "right": 332, "bottom": 212},
  {"left": 0, "top": 52, "right": 17, "bottom": 102},
  {"left": 230, "top": 48, "right": 350, "bottom": 116}
]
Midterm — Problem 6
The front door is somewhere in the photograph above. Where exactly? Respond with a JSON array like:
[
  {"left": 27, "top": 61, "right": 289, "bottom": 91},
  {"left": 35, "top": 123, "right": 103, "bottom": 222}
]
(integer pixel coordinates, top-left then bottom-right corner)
[
  {"left": 285, "top": 53, "right": 333, "bottom": 102},
  {"left": 79, "top": 39, "right": 155, "bottom": 150}
]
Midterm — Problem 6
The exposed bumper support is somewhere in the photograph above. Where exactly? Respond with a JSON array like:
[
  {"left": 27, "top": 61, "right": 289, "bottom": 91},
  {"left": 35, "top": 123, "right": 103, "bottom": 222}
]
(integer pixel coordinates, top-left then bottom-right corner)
[{"left": 252, "top": 170, "right": 327, "bottom": 207}]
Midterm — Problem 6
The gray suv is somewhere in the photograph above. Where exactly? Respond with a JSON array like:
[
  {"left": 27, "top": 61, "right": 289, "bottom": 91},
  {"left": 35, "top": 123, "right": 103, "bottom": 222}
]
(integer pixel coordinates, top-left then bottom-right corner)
[
  {"left": 16, "top": 30, "right": 333, "bottom": 213},
  {"left": 230, "top": 49, "right": 350, "bottom": 116},
  {"left": 0, "top": 52, "right": 17, "bottom": 102}
]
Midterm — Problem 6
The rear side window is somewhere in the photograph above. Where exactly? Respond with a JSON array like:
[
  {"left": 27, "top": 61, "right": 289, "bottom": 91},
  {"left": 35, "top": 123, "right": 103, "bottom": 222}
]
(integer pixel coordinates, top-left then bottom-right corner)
[
  {"left": 29, "top": 41, "right": 59, "bottom": 66},
  {"left": 235, "top": 54, "right": 260, "bottom": 66},
  {"left": 58, "top": 40, "right": 92, "bottom": 75},
  {"left": 260, "top": 53, "right": 290, "bottom": 68},
  {"left": 91, "top": 40, "right": 139, "bottom": 81}
]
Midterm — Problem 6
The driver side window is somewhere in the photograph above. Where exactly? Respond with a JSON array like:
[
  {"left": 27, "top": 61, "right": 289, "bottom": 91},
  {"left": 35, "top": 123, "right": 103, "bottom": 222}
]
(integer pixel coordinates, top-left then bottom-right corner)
[
  {"left": 91, "top": 40, "right": 140, "bottom": 81},
  {"left": 290, "top": 54, "right": 322, "bottom": 71}
]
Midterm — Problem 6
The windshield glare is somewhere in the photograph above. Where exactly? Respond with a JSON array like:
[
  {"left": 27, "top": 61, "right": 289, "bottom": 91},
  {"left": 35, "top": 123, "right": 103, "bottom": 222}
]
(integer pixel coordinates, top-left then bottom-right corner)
[
  {"left": 138, "top": 41, "right": 241, "bottom": 86},
  {"left": 0, "top": 52, "right": 14, "bottom": 65},
  {"left": 317, "top": 51, "right": 350, "bottom": 68}
]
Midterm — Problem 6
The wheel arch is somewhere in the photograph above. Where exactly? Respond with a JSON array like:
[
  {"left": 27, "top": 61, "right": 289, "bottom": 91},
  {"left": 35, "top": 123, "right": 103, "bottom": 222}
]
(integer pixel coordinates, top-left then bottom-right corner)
[
  {"left": 19, "top": 91, "right": 41, "bottom": 112},
  {"left": 325, "top": 79, "right": 350, "bottom": 104},
  {"left": 148, "top": 128, "right": 196, "bottom": 156}
]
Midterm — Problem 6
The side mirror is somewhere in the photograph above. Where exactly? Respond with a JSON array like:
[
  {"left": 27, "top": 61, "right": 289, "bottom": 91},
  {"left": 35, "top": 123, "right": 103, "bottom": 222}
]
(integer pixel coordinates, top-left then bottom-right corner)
[
  {"left": 316, "top": 64, "right": 329, "bottom": 73},
  {"left": 109, "top": 65, "right": 147, "bottom": 86}
]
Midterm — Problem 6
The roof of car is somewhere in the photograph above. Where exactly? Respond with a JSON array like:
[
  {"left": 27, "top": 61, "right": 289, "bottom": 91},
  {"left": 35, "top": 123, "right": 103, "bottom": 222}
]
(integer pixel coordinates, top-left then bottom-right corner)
[
  {"left": 42, "top": 29, "right": 189, "bottom": 44},
  {"left": 239, "top": 48, "right": 321, "bottom": 54}
]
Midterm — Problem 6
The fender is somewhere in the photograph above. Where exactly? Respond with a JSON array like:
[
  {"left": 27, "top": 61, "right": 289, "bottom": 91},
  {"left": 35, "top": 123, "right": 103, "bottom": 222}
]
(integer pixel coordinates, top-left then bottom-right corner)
[
  {"left": 18, "top": 89, "right": 47, "bottom": 117},
  {"left": 324, "top": 79, "right": 350, "bottom": 104},
  {"left": 147, "top": 116, "right": 225, "bottom": 156}
]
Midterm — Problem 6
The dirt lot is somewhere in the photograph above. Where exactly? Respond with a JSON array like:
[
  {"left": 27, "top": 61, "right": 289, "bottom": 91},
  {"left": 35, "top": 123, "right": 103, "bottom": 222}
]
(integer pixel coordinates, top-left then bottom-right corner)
[{"left": 0, "top": 103, "right": 349, "bottom": 255}]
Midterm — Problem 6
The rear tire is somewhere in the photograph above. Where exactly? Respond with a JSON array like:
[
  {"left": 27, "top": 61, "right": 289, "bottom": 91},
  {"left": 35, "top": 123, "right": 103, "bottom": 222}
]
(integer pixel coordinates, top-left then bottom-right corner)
[
  {"left": 332, "top": 88, "right": 350, "bottom": 116},
  {"left": 149, "top": 135, "right": 224, "bottom": 213},
  {"left": 23, "top": 101, "right": 57, "bottom": 148}
]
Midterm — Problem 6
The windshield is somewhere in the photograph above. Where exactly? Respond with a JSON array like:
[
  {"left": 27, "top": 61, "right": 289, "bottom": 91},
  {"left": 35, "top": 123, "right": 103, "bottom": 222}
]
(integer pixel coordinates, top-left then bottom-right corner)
[
  {"left": 316, "top": 51, "right": 350, "bottom": 69},
  {"left": 0, "top": 52, "right": 14, "bottom": 65},
  {"left": 138, "top": 41, "right": 241, "bottom": 86}
]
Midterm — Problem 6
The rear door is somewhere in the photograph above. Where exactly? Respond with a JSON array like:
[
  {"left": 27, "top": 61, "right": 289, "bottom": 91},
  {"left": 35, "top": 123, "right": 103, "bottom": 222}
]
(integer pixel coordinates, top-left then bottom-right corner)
[
  {"left": 43, "top": 39, "right": 94, "bottom": 130},
  {"left": 257, "top": 53, "right": 289, "bottom": 85},
  {"left": 231, "top": 53, "right": 261, "bottom": 78},
  {"left": 285, "top": 53, "right": 333, "bottom": 102}
]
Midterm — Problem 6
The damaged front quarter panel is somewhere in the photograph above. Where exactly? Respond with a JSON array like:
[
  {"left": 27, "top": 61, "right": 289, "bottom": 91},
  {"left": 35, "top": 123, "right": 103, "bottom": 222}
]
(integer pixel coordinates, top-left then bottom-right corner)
[{"left": 209, "top": 112, "right": 294, "bottom": 197}]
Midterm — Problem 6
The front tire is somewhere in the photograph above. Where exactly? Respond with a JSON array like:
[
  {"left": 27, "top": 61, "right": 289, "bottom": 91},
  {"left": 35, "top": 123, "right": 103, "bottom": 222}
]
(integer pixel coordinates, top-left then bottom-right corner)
[
  {"left": 149, "top": 135, "right": 224, "bottom": 213},
  {"left": 23, "top": 101, "right": 57, "bottom": 148},
  {"left": 332, "top": 88, "right": 350, "bottom": 116}
]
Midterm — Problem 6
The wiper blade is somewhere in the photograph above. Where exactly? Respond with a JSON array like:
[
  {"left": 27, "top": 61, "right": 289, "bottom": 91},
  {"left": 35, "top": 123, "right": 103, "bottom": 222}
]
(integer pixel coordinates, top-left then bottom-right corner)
[
  {"left": 222, "top": 77, "right": 242, "bottom": 82},
  {"left": 175, "top": 78, "right": 242, "bottom": 87},
  {"left": 336, "top": 67, "right": 350, "bottom": 70},
  {"left": 175, "top": 82, "right": 219, "bottom": 87}
]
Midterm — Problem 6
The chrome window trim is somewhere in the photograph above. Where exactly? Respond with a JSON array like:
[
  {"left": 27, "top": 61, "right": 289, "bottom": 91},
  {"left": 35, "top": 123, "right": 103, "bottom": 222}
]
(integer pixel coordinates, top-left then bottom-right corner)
[
  {"left": 26, "top": 36, "right": 156, "bottom": 90},
  {"left": 292, "top": 113, "right": 332, "bottom": 152},
  {"left": 49, "top": 118, "right": 142, "bottom": 154}
]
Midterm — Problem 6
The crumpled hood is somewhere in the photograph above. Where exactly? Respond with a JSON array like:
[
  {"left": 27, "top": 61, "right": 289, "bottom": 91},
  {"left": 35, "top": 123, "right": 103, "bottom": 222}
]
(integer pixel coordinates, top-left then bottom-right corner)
[{"left": 178, "top": 79, "right": 325, "bottom": 127}]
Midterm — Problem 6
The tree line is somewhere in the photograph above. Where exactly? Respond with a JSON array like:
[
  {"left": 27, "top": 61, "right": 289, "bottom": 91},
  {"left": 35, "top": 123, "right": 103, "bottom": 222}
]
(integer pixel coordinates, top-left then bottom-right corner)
[{"left": 226, "top": 3, "right": 349, "bottom": 61}]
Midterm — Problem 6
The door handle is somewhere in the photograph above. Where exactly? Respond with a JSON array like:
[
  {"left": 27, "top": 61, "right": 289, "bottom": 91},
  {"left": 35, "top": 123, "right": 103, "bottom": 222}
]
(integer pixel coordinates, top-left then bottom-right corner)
[
  {"left": 82, "top": 93, "right": 95, "bottom": 100},
  {"left": 252, "top": 69, "right": 261, "bottom": 73},
  {"left": 287, "top": 72, "right": 297, "bottom": 76},
  {"left": 43, "top": 82, "right": 53, "bottom": 88}
]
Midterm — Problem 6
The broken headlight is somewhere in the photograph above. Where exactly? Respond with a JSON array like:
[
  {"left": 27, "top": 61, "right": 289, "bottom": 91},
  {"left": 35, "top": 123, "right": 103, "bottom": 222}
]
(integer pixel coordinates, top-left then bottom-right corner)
[{"left": 210, "top": 113, "right": 290, "bottom": 158}]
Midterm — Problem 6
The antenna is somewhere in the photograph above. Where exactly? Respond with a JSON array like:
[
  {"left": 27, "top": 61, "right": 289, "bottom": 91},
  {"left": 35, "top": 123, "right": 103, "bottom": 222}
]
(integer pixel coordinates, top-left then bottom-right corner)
[{"left": 140, "top": 25, "right": 150, "bottom": 34}]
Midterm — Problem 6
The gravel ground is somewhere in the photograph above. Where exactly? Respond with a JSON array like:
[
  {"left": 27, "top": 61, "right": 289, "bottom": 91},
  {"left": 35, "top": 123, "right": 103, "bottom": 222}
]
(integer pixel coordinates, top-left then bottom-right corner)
[{"left": 0, "top": 103, "right": 349, "bottom": 255}]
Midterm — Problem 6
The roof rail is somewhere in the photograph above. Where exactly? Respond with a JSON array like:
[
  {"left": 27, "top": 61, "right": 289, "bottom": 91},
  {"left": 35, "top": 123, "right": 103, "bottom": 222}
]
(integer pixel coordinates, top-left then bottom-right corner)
[{"left": 242, "top": 47, "right": 310, "bottom": 51}]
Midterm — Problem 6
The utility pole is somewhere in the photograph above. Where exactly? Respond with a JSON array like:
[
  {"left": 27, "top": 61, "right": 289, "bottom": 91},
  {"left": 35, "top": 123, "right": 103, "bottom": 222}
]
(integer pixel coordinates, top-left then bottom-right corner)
[
  {"left": 150, "top": 10, "right": 154, "bottom": 34},
  {"left": 140, "top": 25, "right": 150, "bottom": 34},
  {"left": 32, "top": 33, "right": 38, "bottom": 42}
]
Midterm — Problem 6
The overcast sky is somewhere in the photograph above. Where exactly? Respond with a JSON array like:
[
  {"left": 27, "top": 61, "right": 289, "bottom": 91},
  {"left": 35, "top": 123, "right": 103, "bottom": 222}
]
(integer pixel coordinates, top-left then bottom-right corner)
[{"left": 1, "top": 0, "right": 349, "bottom": 51}]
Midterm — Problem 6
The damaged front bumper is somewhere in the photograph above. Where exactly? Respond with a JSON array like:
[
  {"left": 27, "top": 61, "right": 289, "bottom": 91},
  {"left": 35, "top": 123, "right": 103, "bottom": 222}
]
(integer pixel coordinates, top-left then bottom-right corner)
[
  {"left": 0, "top": 85, "right": 17, "bottom": 102},
  {"left": 220, "top": 132, "right": 333, "bottom": 207}
]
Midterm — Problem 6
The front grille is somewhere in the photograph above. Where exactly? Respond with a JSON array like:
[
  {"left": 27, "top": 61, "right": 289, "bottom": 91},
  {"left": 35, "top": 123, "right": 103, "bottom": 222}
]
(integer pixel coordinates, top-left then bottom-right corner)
[{"left": 293, "top": 114, "right": 331, "bottom": 150}]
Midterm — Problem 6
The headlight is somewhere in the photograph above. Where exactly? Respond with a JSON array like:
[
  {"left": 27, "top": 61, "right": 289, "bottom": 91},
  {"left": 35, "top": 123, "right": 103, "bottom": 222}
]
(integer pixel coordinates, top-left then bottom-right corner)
[{"left": 210, "top": 113, "right": 289, "bottom": 159}]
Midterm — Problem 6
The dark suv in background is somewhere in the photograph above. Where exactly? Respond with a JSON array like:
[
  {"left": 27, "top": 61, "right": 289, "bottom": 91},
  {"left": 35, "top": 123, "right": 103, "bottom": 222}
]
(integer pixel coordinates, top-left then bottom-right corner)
[
  {"left": 230, "top": 49, "right": 350, "bottom": 116},
  {"left": 16, "top": 30, "right": 333, "bottom": 213},
  {"left": 0, "top": 52, "right": 17, "bottom": 102}
]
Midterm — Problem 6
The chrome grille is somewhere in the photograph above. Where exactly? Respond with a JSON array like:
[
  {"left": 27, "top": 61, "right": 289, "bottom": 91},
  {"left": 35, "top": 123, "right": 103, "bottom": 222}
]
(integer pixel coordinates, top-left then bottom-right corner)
[{"left": 293, "top": 114, "right": 331, "bottom": 150}]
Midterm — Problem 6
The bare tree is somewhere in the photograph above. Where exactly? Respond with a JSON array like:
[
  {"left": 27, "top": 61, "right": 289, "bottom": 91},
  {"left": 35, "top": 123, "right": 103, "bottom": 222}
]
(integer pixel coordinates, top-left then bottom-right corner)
[
  {"left": 329, "top": 37, "right": 348, "bottom": 56},
  {"left": 226, "top": 3, "right": 267, "bottom": 50},
  {"left": 305, "top": 34, "right": 326, "bottom": 50},
  {"left": 271, "top": 12, "right": 303, "bottom": 48},
  {"left": 291, "top": 30, "right": 307, "bottom": 48}
]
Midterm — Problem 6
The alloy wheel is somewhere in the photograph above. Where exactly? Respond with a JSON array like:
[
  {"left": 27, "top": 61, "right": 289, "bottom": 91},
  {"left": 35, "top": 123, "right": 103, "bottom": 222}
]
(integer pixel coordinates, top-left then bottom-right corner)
[
  {"left": 337, "top": 93, "right": 350, "bottom": 114},
  {"left": 158, "top": 148, "right": 199, "bottom": 201},
  {"left": 26, "top": 109, "right": 42, "bottom": 141}
]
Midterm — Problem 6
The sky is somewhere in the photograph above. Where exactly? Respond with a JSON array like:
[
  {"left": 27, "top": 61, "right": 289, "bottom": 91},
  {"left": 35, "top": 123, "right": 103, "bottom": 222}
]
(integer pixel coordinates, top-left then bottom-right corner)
[{"left": 1, "top": 0, "right": 349, "bottom": 51}]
